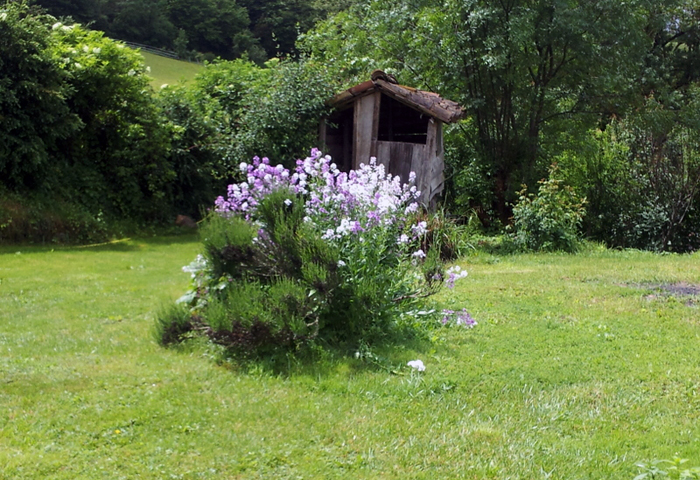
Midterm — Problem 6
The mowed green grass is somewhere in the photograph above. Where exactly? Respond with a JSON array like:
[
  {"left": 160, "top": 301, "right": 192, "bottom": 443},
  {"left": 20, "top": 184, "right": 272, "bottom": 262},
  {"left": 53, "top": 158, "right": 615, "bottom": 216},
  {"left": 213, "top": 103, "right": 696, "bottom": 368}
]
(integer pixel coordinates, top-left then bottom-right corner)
[
  {"left": 1, "top": 239, "right": 700, "bottom": 479},
  {"left": 140, "top": 51, "right": 202, "bottom": 89}
]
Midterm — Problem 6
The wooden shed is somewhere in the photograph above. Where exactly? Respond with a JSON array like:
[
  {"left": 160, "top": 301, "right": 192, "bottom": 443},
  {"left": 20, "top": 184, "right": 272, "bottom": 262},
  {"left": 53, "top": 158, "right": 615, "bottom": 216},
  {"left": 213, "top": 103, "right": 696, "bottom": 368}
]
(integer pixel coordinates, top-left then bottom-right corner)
[{"left": 320, "top": 70, "right": 464, "bottom": 206}]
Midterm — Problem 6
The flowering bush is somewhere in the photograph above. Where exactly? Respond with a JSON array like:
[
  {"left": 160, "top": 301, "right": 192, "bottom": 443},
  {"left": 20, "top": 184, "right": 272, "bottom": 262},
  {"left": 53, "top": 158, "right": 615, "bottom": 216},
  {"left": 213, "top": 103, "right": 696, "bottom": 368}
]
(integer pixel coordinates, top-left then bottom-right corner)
[{"left": 158, "top": 150, "right": 468, "bottom": 354}]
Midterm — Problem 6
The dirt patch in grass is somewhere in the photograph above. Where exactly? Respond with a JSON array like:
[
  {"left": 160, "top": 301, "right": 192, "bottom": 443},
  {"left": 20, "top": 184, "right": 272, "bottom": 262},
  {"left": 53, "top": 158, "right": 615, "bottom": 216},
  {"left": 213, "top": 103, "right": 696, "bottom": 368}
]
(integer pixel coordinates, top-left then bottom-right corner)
[{"left": 631, "top": 282, "right": 700, "bottom": 306}]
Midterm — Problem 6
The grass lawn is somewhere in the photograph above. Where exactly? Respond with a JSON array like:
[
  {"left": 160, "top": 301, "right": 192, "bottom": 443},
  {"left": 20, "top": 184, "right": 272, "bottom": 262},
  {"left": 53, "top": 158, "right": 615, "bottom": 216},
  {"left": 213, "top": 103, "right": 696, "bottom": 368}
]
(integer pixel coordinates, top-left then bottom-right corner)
[
  {"left": 1, "top": 238, "right": 700, "bottom": 479},
  {"left": 140, "top": 51, "right": 202, "bottom": 89}
]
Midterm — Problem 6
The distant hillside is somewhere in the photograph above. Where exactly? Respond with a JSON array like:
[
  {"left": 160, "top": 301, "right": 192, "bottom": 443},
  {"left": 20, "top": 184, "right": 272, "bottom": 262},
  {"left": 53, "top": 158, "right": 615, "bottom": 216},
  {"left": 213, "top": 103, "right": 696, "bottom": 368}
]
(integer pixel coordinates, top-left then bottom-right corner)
[{"left": 140, "top": 51, "right": 202, "bottom": 89}]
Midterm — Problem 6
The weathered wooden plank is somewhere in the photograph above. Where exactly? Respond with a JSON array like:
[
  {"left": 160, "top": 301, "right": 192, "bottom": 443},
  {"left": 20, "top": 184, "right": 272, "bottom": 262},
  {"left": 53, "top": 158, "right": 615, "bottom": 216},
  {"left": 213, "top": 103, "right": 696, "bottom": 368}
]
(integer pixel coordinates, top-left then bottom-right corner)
[
  {"left": 329, "top": 77, "right": 464, "bottom": 124},
  {"left": 376, "top": 141, "right": 392, "bottom": 170},
  {"left": 370, "top": 93, "right": 381, "bottom": 158},
  {"left": 426, "top": 120, "right": 444, "bottom": 207},
  {"left": 374, "top": 79, "right": 464, "bottom": 123},
  {"left": 353, "top": 93, "right": 376, "bottom": 168}
]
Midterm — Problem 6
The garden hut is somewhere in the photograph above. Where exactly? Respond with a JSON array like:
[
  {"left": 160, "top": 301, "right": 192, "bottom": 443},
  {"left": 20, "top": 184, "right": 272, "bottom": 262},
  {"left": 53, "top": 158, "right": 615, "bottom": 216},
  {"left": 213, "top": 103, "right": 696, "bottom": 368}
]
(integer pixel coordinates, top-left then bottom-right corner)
[{"left": 320, "top": 70, "right": 464, "bottom": 207}]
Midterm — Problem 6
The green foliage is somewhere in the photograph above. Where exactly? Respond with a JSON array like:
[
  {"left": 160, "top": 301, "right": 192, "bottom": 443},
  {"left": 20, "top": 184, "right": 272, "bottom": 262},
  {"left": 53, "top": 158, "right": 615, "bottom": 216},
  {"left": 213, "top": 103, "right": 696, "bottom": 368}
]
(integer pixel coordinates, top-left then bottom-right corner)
[
  {"left": 0, "top": 1, "right": 77, "bottom": 189},
  {"left": 166, "top": 0, "right": 255, "bottom": 59},
  {"left": 156, "top": 84, "right": 227, "bottom": 218},
  {"left": 512, "top": 164, "right": 586, "bottom": 252},
  {"left": 47, "top": 22, "right": 175, "bottom": 221},
  {"left": 231, "top": 58, "right": 336, "bottom": 170},
  {"left": 560, "top": 90, "right": 700, "bottom": 252},
  {"left": 199, "top": 213, "right": 256, "bottom": 279},
  {"left": 0, "top": 189, "right": 109, "bottom": 244},
  {"left": 635, "top": 457, "right": 700, "bottom": 480},
  {"left": 302, "top": 0, "right": 650, "bottom": 223},
  {"left": 35, "top": 0, "right": 346, "bottom": 60},
  {"left": 172, "top": 190, "right": 341, "bottom": 354},
  {"left": 161, "top": 57, "right": 337, "bottom": 176},
  {"left": 416, "top": 208, "right": 476, "bottom": 261},
  {"left": 154, "top": 302, "right": 194, "bottom": 346}
]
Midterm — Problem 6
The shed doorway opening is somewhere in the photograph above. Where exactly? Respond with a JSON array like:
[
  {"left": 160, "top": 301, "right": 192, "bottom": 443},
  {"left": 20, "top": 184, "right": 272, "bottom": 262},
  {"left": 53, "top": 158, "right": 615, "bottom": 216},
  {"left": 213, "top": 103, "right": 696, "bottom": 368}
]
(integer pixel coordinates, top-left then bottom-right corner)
[
  {"left": 377, "top": 95, "right": 429, "bottom": 145},
  {"left": 324, "top": 106, "right": 354, "bottom": 172}
]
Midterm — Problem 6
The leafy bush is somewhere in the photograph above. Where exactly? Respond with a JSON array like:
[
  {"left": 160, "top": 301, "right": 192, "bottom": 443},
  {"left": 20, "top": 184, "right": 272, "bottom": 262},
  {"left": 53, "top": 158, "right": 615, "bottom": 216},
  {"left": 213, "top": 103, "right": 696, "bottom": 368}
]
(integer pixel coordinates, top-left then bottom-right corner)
[
  {"left": 415, "top": 207, "right": 476, "bottom": 261},
  {"left": 48, "top": 22, "right": 175, "bottom": 221},
  {"left": 0, "top": 191, "right": 109, "bottom": 244},
  {"left": 159, "top": 151, "right": 464, "bottom": 356},
  {"left": 0, "top": 2, "right": 77, "bottom": 189},
  {"left": 511, "top": 164, "right": 586, "bottom": 253},
  {"left": 635, "top": 457, "right": 700, "bottom": 479},
  {"left": 163, "top": 57, "right": 337, "bottom": 177},
  {"left": 558, "top": 92, "right": 700, "bottom": 253}
]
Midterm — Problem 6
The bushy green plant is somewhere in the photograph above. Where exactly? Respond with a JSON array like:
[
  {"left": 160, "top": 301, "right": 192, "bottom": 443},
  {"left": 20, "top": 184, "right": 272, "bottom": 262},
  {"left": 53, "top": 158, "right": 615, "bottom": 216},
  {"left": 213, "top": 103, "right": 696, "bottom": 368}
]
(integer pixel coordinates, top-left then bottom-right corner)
[
  {"left": 0, "top": 190, "right": 109, "bottom": 244},
  {"left": 635, "top": 457, "right": 700, "bottom": 480},
  {"left": 415, "top": 207, "right": 476, "bottom": 261},
  {"left": 48, "top": 22, "right": 175, "bottom": 221},
  {"left": 171, "top": 189, "right": 341, "bottom": 354},
  {"left": 511, "top": 164, "right": 586, "bottom": 253},
  {"left": 162, "top": 56, "right": 337, "bottom": 177},
  {"left": 160, "top": 151, "right": 466, "bottom": 356},
  {"left": 560, "top": 99, "right": 700, "bottom": 253},
  {"left": 154, "top": 303, "right": 194, "bottom": 346},
  {"left": 0, "top": 2, "right": 77, "bottom": 189}
]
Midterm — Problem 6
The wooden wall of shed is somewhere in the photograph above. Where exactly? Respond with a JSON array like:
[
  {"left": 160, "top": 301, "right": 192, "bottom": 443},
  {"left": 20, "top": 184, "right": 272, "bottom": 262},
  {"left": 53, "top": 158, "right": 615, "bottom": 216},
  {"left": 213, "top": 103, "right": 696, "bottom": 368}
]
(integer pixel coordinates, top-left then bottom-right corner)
[
  {"left": 352, "top": 92, "right": 380, "bottom": 169},
  {"left": 374, "top": 119, "right": 444, "bottom": 207},
  {"left": 322, "top": 91, "right": 446, "bottom": 208}
]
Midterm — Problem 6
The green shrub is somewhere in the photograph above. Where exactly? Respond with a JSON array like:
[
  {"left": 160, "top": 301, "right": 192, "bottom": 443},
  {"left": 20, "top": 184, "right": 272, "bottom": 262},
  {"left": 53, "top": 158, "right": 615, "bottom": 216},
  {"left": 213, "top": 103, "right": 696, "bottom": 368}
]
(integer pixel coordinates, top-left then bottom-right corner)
[
  {"left": 0, "top": 192, "right": 109, "bottom": 244},
  {"left": 416, "top": 208, "right": 477, "bottom": 261},
  {"left": 160, "top": 153, "right": 460, "bottom": 357},
  {"left": 512, "top": 164, "right": 586, "bottom": 253},
  {"left": 634, "top": 457, "right": 700, "bottom": 479},
  {"left": 167, "top": 190, "right": 340, "bottom": 355},
  {"left": 153, "top": 303, "right": 194, "bottom": 346}
]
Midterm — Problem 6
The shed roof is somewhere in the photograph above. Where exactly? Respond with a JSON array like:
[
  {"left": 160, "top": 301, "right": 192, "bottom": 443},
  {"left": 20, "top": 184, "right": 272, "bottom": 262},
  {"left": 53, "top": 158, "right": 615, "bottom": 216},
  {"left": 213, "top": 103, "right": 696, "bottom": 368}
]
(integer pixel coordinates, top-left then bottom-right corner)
[{"left": 328, "top": 70, "right": 465, "bottom": 124}]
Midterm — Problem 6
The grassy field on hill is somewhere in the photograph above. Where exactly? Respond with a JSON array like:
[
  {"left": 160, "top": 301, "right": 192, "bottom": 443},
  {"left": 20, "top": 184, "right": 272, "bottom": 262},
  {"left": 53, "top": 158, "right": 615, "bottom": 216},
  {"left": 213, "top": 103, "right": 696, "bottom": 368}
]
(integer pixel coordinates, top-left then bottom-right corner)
[
  {"left": 1, "top": 239, "right": 700, "bottom": 478},
  {"left": 140, "top": 51, "right": 202, "bottom": 89}
]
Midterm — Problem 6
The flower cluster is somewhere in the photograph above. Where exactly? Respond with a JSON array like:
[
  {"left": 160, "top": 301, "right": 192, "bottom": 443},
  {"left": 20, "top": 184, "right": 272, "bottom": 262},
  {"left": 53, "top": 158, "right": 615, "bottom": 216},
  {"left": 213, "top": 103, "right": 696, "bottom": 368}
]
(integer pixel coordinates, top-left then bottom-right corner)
[
  {"left": 214, "top": 156, "right": 290, "bottom": 216},
  {"left": 441, "top": 309, "right": 477, "bottom": 328},
  {"left": 445, "top": 265, "right": 468, "bottom": 289},
  {"left": 215, "top": 149, "right": 425, "bottom": 257},
  {"left": 407, "top": 359, "right": 426, "bottom": 372}
]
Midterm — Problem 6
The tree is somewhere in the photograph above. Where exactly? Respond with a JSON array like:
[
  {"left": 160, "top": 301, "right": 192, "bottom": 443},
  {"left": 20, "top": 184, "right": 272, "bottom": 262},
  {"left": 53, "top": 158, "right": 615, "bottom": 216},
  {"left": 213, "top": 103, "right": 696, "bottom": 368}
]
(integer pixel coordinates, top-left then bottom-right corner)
[
  {"left": 166, "top": 0, "right": 255, "bottom": 58},
  {"left": 0, "top": 1, "right": 77, "bottom": 189},
  {"left": 303, "top": 0, "right": 654, "bottom": 222},
  {"left": 47, "top": 22, "right": 175, "bottom": 220},
  {"left": 110, "top": 0, "right": 175, "bottom": 48}
]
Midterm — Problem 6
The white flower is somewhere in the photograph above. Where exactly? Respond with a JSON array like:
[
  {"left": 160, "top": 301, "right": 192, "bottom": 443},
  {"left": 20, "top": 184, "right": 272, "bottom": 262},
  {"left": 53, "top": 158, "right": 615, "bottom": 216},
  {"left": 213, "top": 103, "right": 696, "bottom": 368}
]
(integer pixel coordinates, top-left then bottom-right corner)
[
  {"left": 284, "top": 199, "right": 292, "bottom": 206},
  {"left": 239, "top": 162, "right": 248, "bottom": 172},
  {"left": 412, "top": 249, "right": 426, "bottom": 258},
  {"left": 446, "top": 265, "right": 468, "bottom": 280},
  {"left": 411, "top": 221, "right": 428, "bottom": 237},
  {"left": 337, "top": 260, "right": 346, "bottom": 267},
  {"left": 407, "top": 360, "right": 426, "bottom": 372}
]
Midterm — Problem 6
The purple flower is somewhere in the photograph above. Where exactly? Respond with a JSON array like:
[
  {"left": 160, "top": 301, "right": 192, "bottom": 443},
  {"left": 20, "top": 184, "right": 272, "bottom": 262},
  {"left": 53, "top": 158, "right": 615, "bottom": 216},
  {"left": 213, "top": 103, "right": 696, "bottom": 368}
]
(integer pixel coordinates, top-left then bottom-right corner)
[{"left": 441, "top": 308, "right": 477, "bottom": 328}]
